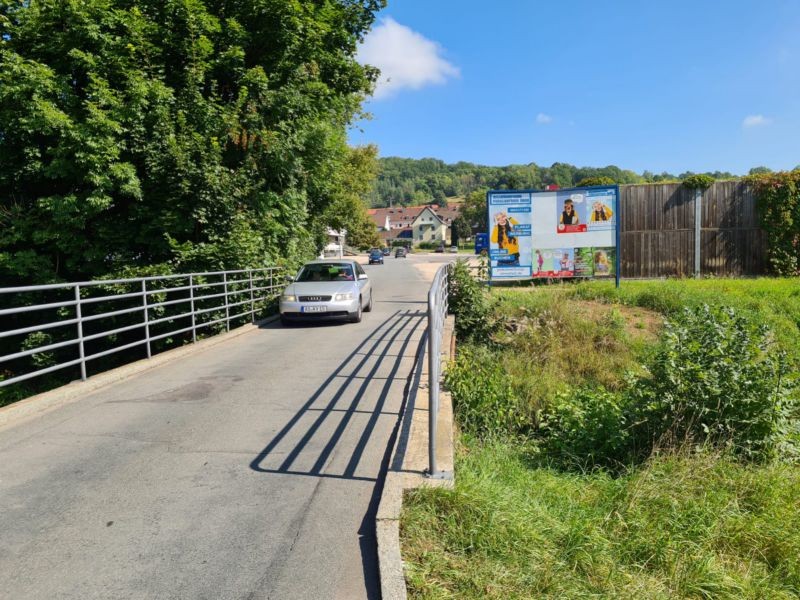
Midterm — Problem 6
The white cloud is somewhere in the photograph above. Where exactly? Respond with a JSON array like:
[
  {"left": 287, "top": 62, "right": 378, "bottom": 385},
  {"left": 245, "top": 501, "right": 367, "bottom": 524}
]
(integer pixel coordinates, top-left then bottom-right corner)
[
  {"left": 357, "top": 18, "right": 459, "bottom": 100},
  {"left": 536, "top": 113, "right": 553, "bottom": 125},
  {"left": 742, "top": 114, "right": 772, "bottom": 128}
]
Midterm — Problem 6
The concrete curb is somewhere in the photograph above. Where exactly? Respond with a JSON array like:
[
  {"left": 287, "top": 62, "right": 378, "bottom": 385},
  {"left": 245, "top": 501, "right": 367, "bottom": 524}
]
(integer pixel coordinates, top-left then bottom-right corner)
[
  {"left": 0, "top": 315, "right": 279, "bottom": 431},
  {"left": 377, "top": 314, "right": 456, "bottom": 600}
]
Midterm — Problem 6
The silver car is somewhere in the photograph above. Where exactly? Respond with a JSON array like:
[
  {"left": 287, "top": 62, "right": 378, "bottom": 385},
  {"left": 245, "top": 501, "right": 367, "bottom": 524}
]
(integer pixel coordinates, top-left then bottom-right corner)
[{"left": 279, "top": 259, "right": 373, "bottom": 325}]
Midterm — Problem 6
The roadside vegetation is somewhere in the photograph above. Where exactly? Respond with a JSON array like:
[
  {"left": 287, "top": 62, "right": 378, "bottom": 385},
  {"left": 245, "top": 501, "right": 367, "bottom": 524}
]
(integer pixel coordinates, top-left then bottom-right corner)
[{"left": 401, "top": 263, "right": 800, "bottom": 598}]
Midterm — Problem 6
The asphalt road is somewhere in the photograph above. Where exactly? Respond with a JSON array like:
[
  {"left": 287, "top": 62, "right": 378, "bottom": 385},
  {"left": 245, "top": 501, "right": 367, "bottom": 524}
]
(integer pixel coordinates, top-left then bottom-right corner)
[{"left": 0, "top": 253, "right": 455, "bottom": 600}]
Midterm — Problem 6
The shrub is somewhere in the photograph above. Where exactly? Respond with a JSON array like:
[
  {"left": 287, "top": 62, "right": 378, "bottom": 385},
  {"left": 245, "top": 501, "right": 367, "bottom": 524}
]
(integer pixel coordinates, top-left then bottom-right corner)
[
  {"left": 746, "top": 171, "right": 800, "bottom": 276},
  {"left": 538, "top": 388, "right": 631, "bottom": 471},
  {"left": 633, "top": 304, "right": 796, "bottom": 461},
  {"left": 445, "top": 346, "right": 526, "bottom": 438},
  {"left": 576, "top": 176, "right": 615, "bottom": 187},
  {"left": 448, "top": 260, "right": 491, "bottom": 341},
  {"left": 682, "top": 174, "right": 715, "bottom": 190},
  {"left": 535, "top": 304, "right": 797, "bottom": 469}
]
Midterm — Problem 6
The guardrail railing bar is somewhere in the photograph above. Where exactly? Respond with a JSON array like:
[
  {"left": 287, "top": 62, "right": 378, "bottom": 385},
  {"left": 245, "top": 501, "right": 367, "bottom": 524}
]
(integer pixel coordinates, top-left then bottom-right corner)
[
  {"left": 0, "top": 267, "right": 285, "bottom": 389},
  {"left": 75, "top": 285, "right": 87, "bottom": 381},
  {"left": 0, "top": 267, "right": 281, "bottom": 295},
  {"left": 142, "top": 280, "right": 151, "bottom": 359},
  {"left": 0, "top": 317, "right": 81, "bottom": 340},
  {"left": 0, "top": 299, "right": 78, "bottom": 317}
]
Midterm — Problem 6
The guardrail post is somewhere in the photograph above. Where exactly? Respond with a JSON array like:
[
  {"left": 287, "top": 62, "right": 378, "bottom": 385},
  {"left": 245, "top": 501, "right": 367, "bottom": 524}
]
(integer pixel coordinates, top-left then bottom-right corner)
[
  {"left": 249, "top": 269, "right": 255, "bottom": 322},
  {"left": 694, "top": 188, "right": 702, "bottom": 277},
  {"left": 427, "top": 287, "right": 438, "bottom": 477},
  {"left": 189, "top": 275, "right": 197, "bottom": 342},
  {"left": 75, "top": 285, "right": 87, "bottom": 381},
  {"left": 142, "top": 279, "right": 151, "bottom": 358},
  {"left": 223, "top": 272, "right": 230, "bottom": 331}
]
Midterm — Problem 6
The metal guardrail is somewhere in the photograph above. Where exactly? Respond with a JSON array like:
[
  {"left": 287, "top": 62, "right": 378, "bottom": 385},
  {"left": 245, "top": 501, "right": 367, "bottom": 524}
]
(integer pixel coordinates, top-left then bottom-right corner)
[
  {"left": 0, "top": 268, "right": 285, "bottom": 389},
  {"left": 427, "top": 262, "right": 450, "bottom": 478}
]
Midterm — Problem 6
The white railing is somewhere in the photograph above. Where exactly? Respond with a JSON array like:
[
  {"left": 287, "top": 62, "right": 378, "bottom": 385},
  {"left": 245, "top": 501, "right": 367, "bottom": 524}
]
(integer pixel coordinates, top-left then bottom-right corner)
[
  {"left": 0, "top": 268, "right": 285, "bottom": 389},
  {"left": 427, "top": 263, "right": 449, "bottom": 478}
]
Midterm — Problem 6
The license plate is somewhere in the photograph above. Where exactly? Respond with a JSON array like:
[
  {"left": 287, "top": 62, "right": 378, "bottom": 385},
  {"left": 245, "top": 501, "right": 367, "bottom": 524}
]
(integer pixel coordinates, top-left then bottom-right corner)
[{"left": 301, "top": 305, "right": 327, "bottom": 313}]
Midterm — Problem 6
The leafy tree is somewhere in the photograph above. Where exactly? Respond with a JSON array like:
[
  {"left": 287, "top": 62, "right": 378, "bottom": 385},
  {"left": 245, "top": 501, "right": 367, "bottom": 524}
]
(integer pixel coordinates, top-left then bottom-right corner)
[
  {"left": 576, "top": 176, "right": 615, "bottom": 187},
  {"left": 749, "top": 166, "right": 773, "bottom": 175},
  {"left": 0, "top": 0, "right": 386, "bottom": 285},
  {"left": 462, "top": 188, "right": 489, "bottom": 233},
  {"left": 451, "top": 215, "right": 471, "bottom": 245}
]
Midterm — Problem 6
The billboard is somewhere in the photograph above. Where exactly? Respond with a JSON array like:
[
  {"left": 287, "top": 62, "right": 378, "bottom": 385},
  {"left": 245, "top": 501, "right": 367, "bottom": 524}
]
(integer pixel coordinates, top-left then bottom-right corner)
[
  {"left": 487, "top": 185, "right": 619, "bottom": 284},
  {"left": 488, "top": 192, "right": 533, "bottom": 279}
]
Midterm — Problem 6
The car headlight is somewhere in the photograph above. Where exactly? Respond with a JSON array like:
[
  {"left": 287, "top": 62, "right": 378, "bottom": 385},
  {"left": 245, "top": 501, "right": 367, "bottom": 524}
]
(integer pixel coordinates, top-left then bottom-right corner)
[
  {"left": 281, "top": 294, "right": 297, "bottom": 302},
  {"left": 334, "top": 293, "right": 354, "bottom": 301}
]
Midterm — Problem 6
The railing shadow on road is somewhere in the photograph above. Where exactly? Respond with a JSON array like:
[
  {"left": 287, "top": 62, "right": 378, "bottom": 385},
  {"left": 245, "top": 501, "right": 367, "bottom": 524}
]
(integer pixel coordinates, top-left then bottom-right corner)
[
  {"left": 250, "top": 310, "right": 427, "bottom": 599},
  {"left": 249, "top": 309, "right": 426, "bottom": 481}
]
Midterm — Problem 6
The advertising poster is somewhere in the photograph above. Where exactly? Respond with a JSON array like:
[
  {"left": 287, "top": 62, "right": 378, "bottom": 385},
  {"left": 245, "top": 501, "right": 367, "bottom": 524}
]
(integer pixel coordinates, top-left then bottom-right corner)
[
  {"left": 592, "top": 247, "right": 616, "bottom": 277},
  {"left": 574, "top": 248, "right": 594, "bottom": 277},
  {"left": 488, "top": 192, "right": 532, "bottom": 279},
  {"left": 556, "top": 191, "right": 587, "bottom": 234},
  {"left": 586, "top": 189, "right": 616, "bottom": 232},
  {"left": 532, "top": 249, "right": 572, "bottom": 277}
]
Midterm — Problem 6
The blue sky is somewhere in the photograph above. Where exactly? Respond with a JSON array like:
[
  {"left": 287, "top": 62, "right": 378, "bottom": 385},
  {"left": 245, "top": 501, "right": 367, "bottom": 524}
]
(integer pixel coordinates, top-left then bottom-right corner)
[{"left": 351, "top": 1, "right": 800, "bottom": 174}]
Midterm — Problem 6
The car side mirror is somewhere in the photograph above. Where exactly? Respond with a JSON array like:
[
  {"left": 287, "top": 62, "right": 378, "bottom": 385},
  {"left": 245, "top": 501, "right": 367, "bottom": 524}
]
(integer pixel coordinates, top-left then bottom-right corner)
[
  {"left": 285, "top": 275, "right": 295, "bottom": 282},
  {"left": 358, "top": 273, "right": 368, "bottom": 280}
]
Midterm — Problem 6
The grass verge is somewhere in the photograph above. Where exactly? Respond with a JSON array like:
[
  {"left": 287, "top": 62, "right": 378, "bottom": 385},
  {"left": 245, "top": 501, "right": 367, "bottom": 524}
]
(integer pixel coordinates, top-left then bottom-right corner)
[{"left": 401, "top": 277, "right": 800, "bottom": 598}]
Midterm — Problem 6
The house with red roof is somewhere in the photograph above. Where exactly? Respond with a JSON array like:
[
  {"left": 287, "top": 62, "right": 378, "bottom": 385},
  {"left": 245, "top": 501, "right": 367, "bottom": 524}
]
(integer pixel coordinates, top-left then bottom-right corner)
[{"left": 367, "top": 203, "right": 461, "bottom": 246}]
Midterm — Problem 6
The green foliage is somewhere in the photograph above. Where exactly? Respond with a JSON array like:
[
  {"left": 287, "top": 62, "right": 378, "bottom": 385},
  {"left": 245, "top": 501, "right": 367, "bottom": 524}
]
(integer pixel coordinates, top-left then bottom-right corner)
[
  {"left": 366, "top": 158, "right": 645, "bottom": 208},
  {"left": 534, "top": 304, "right": 797, "bottom": 469},
  {"left": 445, "top": 347, "right": 525, "bottom": 438},
  {"left": 749, "top": 166, "right": 773, "bottom": 175},
  {"left": 0, "top": 0, "right": 385, "bottom": 285},
  {"left": 450, "top": 215, "right": 471, "bottom": 244},
  {"left": 21, "top": 331, "right": 55, "bottom": 368},
  {"left": 538, "top": 388, "right": 631, "bottom": 470},
  {"left": 576, "top": 176, "right": 615, "bottom": 187},
  {"left": 683, "top": 174, "right": 716, "bottom": 189},
  {"left": 447, "top": 260, "right": 491, "bottom": 341},
  {"left": 402, "top": 442, "right": 800, "bottom": 599},
  {"left": 461, "top": 188, "right": 489, "bottom": 232},
  {"left": 367, "top": 158, "right": 744, "bottom": 208},
  {"left": 634, "top": 305, "right": 796, "bottom": 461},
  {"left": 746, "top": 171, "right": 800, "bottom": 276}
]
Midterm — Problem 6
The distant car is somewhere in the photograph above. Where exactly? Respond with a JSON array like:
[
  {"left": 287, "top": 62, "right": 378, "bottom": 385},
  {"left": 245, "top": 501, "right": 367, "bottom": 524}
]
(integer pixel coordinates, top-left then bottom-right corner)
[
  {"left": 381, "top": 247, "right": 391, "bottom": 256},
  {"left": 279, "top": 259, "right": 372, "bottom": 325},
  {"left": 395, "top": 247, "right": 407, "bottom": 258},
  {"left": 368, "top": 248, "right": 384, "bottom": 264},
  {"left": 448, "top": 246, "right": 458, "bottom": 253},
  {"left": 434, "top": 244, "right": 445, "bottom": 253}
]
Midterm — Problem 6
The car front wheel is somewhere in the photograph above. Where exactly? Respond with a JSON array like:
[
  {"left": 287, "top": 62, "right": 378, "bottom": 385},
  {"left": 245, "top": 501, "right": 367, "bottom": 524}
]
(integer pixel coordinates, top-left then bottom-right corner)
[
  {"left": 365, "top": 291, "right": 373, "bottom": 312},
  {"left": 349, "top": 299, "right": 363, "bottom": 323}
]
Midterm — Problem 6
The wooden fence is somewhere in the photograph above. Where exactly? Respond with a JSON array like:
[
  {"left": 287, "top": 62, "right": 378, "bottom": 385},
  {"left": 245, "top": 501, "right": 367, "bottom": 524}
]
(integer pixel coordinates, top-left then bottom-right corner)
[{"left": 619, "top": 181, "right": 767, "bottom": 278}]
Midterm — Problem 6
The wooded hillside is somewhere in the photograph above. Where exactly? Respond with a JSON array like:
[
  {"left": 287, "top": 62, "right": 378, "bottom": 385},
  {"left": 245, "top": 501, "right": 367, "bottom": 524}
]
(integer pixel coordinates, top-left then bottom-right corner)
[{"left": 365, "top": 156, "right": 740, "bottom": 208}]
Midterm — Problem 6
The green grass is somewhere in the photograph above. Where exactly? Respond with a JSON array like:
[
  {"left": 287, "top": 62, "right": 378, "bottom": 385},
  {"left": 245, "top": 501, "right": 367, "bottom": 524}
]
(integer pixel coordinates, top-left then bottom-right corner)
[
  {"left": 402, "top": 277, "right": 800, "bottom": 598},
  {"left": 402, "top": 442, "right": 800, "bottom": 599},
  {"left": 461, "top": 287, "right": 660, "bottom": 422},
  {"left": 561, "top": 278, "right": 800, "bottom": 365}
]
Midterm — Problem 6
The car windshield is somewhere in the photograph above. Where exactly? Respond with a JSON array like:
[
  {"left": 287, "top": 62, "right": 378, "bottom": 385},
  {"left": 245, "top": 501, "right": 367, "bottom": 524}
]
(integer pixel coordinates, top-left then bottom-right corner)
[
  {"left": 296, "top": 263, "right": 355, "bottom": 282},
  {"left": 369, "top": 250, "right": 382, "bottom": 256}
]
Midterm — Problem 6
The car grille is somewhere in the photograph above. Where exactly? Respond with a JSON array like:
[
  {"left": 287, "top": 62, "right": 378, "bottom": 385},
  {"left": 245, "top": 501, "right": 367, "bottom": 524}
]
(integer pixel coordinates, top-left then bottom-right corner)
[{"left": 298, "top": 295, "right": 332, "bottom": 302}]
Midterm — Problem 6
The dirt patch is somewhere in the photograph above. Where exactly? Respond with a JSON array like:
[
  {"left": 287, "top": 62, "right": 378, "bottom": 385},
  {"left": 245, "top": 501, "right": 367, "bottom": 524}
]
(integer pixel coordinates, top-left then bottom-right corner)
[{"left": 573, "top": 300, "right": 662, "bottom": 342}]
